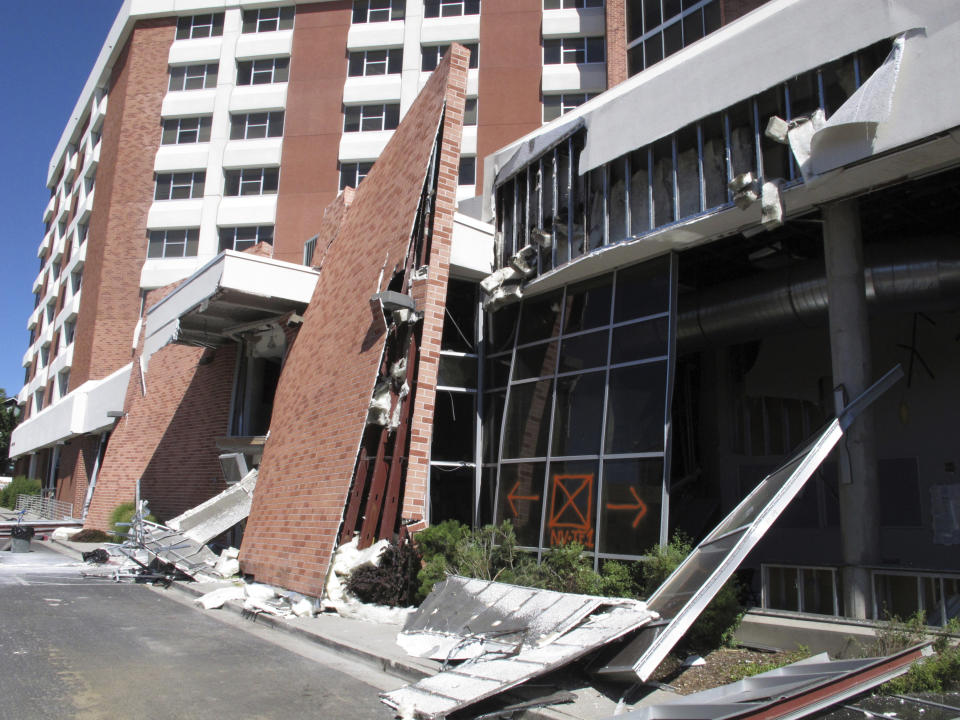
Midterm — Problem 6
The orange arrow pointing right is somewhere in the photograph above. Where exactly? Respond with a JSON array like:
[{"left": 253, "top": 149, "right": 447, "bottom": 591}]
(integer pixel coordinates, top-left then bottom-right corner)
[{"left": 606, "top": 487, "right": 648, "bottom": 528}]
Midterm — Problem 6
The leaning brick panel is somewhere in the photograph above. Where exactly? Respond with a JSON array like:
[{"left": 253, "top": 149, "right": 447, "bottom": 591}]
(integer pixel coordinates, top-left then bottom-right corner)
[{"left": 239, "top": 45, "right": 469, "bottom": 597}]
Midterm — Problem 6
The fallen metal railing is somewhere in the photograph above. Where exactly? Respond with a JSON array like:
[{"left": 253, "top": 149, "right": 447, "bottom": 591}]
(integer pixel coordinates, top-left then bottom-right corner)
[{"left": 15, "top": 494, "right": 75, "bottom": 521}]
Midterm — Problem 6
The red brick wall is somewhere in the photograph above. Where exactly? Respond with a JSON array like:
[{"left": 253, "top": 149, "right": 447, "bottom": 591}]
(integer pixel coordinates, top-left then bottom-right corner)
[
  {"left": 239, "top": 46, "right": 470, "bottom": 597},
  {"left": 84, "top": 284, "right": 236, "bottom": 529},
  {"left": 476, "top": 0, "right": 543, "bottom": 189},
  {"left": 606, "top": 0, "right": 628, "bottom": 88},
  {"left": 70, "top": 19, "right": 176, "bottom": 391},
  {"left": 272, "top": 1, "right": 352, "bottom": 264},
  {"left": 54, "top": 436, "right": 102, "bottom": 519}
]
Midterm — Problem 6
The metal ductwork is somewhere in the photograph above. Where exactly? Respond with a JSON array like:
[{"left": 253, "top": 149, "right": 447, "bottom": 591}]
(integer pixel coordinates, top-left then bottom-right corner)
[{"left": 678, "top": 239, "right": 960, "bottom": 352}]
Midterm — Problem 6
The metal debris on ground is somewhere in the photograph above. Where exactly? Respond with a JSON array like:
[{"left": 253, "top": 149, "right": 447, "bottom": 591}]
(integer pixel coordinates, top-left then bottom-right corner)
[
  {"left": 381, "top": 577, "right": 656, "bottom": 719},
  {"left": 166, "top": 469, "right": 258, "bottom": 545},
  {"left": 612, "top": 644, "right": 932, "bottom": 720}
]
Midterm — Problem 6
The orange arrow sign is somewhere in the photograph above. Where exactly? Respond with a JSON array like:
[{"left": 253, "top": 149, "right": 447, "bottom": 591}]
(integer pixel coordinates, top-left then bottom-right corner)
[
  {"left": 606, "top": 487, "right": 648, "bottom": 528},
  {"left": 507, "top": 481, "right": 540, "bottom": 517}
]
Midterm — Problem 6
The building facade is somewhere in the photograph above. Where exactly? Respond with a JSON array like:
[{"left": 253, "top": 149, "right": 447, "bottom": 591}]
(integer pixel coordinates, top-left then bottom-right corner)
[{"left": 11, "top": 0, "right": 958, "bottom": 627}]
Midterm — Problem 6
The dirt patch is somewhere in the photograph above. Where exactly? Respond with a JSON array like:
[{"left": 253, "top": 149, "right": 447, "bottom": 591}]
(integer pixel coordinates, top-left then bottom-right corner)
[{"left": 650, "top": 647, "right": 808, "bottom": 695}]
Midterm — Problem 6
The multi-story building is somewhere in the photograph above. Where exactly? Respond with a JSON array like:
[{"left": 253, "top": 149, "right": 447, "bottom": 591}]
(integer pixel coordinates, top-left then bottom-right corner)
[{"left": 12, "top": 0, "right": 958, "bottom": 636}]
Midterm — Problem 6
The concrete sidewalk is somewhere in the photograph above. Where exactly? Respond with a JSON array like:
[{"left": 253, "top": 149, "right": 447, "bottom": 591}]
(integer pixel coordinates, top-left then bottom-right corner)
[{"left": 41, "top": 536, "right": 676, "bottom": 719}]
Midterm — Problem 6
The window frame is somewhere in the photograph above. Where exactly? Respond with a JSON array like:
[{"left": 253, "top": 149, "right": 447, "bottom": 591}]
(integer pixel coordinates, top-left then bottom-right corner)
[
  {"left": 148, "top": 228, "right": 200, "bottom": 259},
  {"left": 347, "top": 48, "right": 404, "bottom": 77},
  {"left": 230, "top": 111, "right": 285, "bottom": 140},
  {"left": 161, "top": 116, "right": 213, "bottom": 145},
  {"left": 154, "top": 171, "right": 206, "bottom": 200},
  {"left": 543, "top": 36, "right": 605, "bottom": 65},
  {"left": 423, "top": 0, "right": 480, "bottom": 18},
  {"left": 464, "top": 97, "right": 478, "bottom": 126},
  {"left": 218, "top": 225, "right": 275, "bottom": 252},
  {"left": 175, "top": 13, "right": 224, "bottom": 40},
  {"left": 339, "top": 161, "right": 374, "bottom": 190},
  {"left": 542, "top": 92, "right": 597, "bottom": 122},
  {"left": 169, "top": 63, "right": 219, "bottom": 91},
  {"left": 236, "top": 57, "right": 290, "bottom": 86},
  {"left": 343, "top": 103, "right": 401, "bottom": 132},
  {"left": 223, "top": 167, "right": 281, "bottom": 197},
  {"left": 458, "top": 156, "right": 476, "bottom": 185},
  {"left": 422, "top": 42, "right": 479, "bottom": 71},
  {"left": 241, "top": 6, "right": 295, "bottom": 33},
  {"left": 352, "top": 0, "right": 406, "bottom": 23},
  {"left": 544, "top": 0, "right": 603, "bottom": 7}
]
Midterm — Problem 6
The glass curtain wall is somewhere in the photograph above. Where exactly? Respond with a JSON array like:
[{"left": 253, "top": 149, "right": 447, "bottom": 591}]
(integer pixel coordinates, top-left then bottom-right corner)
[{"left": 483, "top": 254, "right": 677, "bottom": 565}]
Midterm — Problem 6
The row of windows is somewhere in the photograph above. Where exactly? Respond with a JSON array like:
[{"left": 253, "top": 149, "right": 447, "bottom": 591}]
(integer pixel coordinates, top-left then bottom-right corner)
[
  {"left": 147, "top": 226, "right": 276, "bottom": 258},
  {"left": 161, "top": 112, "right": 285, "bottom": 145},
  {"left": 543, "top": 36, "right": 605, "bottom": 65},
  {"left": 153, "top": 168, "right": 278, "bottom": 199},
  {"left": 338, "top": 155, "right": 476, "bottom": 190},
  {"left": 168, "top": 58, "right": 288, "bottom": 92},
  {"left": 350, "top": 0, "right": 599, "bottom": 24},
  {"left": 347, "top": 43, "right": 479, "bottom": 76},
  {"left": 175, "top": 8, "right": 294, "bottom": 40}
]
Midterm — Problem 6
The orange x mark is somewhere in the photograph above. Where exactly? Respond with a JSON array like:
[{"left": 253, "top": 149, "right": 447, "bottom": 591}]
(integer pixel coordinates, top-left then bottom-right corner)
[{"left": 548, "top": 474, "right": 594, "bottom": 531}]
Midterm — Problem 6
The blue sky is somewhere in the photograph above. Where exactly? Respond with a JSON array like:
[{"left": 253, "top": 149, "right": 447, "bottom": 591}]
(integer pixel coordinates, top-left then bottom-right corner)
[{"left": 0, "top": 1, "right": 124, "bottom": 399}]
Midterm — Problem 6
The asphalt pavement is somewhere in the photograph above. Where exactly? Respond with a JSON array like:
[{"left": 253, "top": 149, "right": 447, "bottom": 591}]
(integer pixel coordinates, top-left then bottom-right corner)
[{"left": 0, "top": 543, "right": 399, "bottom": 719}]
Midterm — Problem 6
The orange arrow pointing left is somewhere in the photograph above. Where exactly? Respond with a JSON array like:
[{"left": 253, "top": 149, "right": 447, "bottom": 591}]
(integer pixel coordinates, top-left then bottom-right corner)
[
  {"left": 606, "top": 487, "right": 648, "bottom": 529},
  {"left": 507, "top": 481, "right": 540, "bottom": 516}
]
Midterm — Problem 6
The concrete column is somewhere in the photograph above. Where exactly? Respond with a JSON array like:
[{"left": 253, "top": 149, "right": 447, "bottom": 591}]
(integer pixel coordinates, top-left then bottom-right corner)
[{"left": 822, "top": 198, "right": 880, "bottom": 620}]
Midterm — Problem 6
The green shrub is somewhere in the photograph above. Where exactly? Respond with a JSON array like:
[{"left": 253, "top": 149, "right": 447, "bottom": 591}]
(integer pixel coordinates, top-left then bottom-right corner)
[
  {"left": 69, "top": 528, "right": 112, "bottom": 543},
  {"left": 639, "top": 532, "right": 743, "bottom": 654},
  {"left": 877, "top": 615, "right": 960, "bottom": 694},
  {"left": 0, "top": 476, "right": 41, "bottom": 509},
  {"left": 108, "top": 502, "right": 156, "bottom": 543},
  {"left": 412, "top": 519, "right": 639, "bottom": 603}
]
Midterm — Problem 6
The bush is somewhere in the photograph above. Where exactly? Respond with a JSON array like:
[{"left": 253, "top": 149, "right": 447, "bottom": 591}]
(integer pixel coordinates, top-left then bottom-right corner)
[
  {"left": 0, "top": 476, "right": 41, "bottom": 509},
  {"left": 874, "top": 614, "right": 960, "bottom": 694},
  {"left": 412, "top": 519, "right": 639, "bottom": 603},
  {"left": 639, "top": 532, "right": 743, "bottom": 654},
  {"left": 108, "top": 502, "right": 156, "bottom": 543},
  {"left": 69, "top": 528, "right": 112, "bottom": 543},
  {"left": 346, "top": 538, "right": 421, "bottom": 607}
]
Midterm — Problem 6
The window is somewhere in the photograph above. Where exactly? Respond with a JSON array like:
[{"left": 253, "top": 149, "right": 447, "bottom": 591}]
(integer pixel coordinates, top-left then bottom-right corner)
[
  {"left": 176, "top": 13, "right": 224, "bottom": 40},
  {"left": 464, "top": 97, "right": 478, "bottom": 125},
  {"left": 71, "top": 269, "right": 82, "bottom": 294},
  {"left": 242, "top": 6, "right": 295, "bottom": 33},
  {"left": 353, "top": 0, "right": 405, "bottom": 22},
  {"left": 422, "top": 42, "right": 478, "bottom": 71},
  {"left": 77, "top": 223, "right": 88, "bottom": 245},
  {"left": 303, "top": 235, "right": 318, "bottom": 266},
  {"left": 148, "top": 229, "right": 200, "bottom": 258},
  {"left": 544, "top": 0, "right": 602, "bottom": 7},
  {"left": 161, "top": 116, "right": 212, "bottom": 144},
  {"left": 543, "top": 36, "right": 605, "bottom": 64},
  {"left": 237, "top": 58, "right": 290, "bottom": 85},
  {"left": 348, "top": 49, "right": 403, "bottom": 76},
  {"left": 46, "top": 301, "right": 56, "bottom": 323},
  {"left": 627, "top": 0, "right": 720, "bottom": 75},
  {"left": 339, "top": 161, "right": 373, "bottom": 190},
  {"left": 219, "top": 226, "right": 275, "bottom": 252},
  {"left": 34, "top": 390, "right": 44, "bottom": 413},
  {"left": 224, "top": 168, "right": 280, "bottom": 196},
  {"left": 169, "top": 63, "right": 219, "bottom": 91},
  {"left": 155, "top": 172, "right": 206, "bottom": 200},
  {"left": 343, "top": 104, "right": 400, "bottom": 132},
  {"left": 424, "top": 0, "right": 479, "bottom": 18},
  {"left": 39, "top": 344, "right": 50, "bottom": 368},
  {"left": 58, "top": 371, "right": 70, "bottom": 398},
  {"left": 542, "top": 93, "right": 597, "bottom": 122},
  {"left": 64, "top": 319, "right": 76, "bottom": 345},
  {"left": 458, "top": 156, "right": 476, "bottom": 185},
  {"left": 230, "top": 111, "right": 285, "bottom": 140}
]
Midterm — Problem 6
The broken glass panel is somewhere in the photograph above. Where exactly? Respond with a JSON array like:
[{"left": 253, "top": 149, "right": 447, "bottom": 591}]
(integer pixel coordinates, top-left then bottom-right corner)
[
  {"left": 497, "top": 462, "right": 546, "bottom": 546},
  {"left": 556, "top": 140, "right": 571, "bottom": 265},
  {"left": 432, "top": 390, "right": 475, "bottom": 461},
  {"left": 540, "top": 154, "right": 555, "bottom": 273},
  {"left": 486, "top": 303, "right": 519, "bottom": 354},
  {"left": 482, "top": 390, "right": 505, "bottom": 463},
  {"left": 629, "top": 147, "right": 651, "bottom": 235},
  {"left": 727, "top": 100, "right": 755, "bottom": 180},
  {"left": 609, "top": 157, "right": 627, "bottom": 243},
  {"left": 587, "top": 167, "right": 605, "bottom": 251},
  {"left": 503, "top": 380, "right": 554, "bottom": 459},
  {"left": 758, "top": 86, "right": 790, "bottom": 181},
  {"left": 652, "top": 137, "right": 675, "bottom": 227},
  {"left": 438, "top": 354, "right": 478, "bottom": 388},
  {"left": 485, "top": 354, "right": 512, "bottom": 390},
  {"left": 676, "top": 124, "right": 700, "bottom": 218},
  {"left": 430, "top": 465, "right": 474, "bottom": 526},
  {"left": 517, "top": 289, "right": 563, "bottom": 344},
  {"left": 599, "top": 458, "right": 663, "bottom": 555},
  {"left": 701, "top": 113, "right": 727, "bottom": 208},
  {"left": 442, "top": 278, "right": 477, "bottom": 352},
  {"left": 552, "top": 372, "right": 605, "bottom": 457}
]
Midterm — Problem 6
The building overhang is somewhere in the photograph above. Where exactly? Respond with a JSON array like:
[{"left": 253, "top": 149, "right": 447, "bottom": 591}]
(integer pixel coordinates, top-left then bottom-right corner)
[
  {"left": 9, "top": 363, "right": 132, "bottom": 458},
  {"left": 450, "top": 211, "right": 495, "bottom": 280},
  {"left": 143, "top": 250, "right": 319, "bottom": 367}
]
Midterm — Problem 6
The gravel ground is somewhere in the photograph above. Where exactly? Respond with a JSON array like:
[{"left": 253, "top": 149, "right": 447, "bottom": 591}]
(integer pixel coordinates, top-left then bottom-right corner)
[{"left": 650, "top": 647, "right": 808, "bottom": 694}]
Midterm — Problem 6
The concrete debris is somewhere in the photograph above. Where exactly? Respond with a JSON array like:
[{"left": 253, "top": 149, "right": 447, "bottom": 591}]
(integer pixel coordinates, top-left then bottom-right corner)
[
  {"left": 214, "top": 547, "right": 241, "bottom": 578},
  {"left": 480, "top": 263, "right": 526, "bottom": 311},
  {"left": 764, "top": 115, "right": 790, "bottom": 144},
  {"left": 760, "top": 180, "right": 784, "bottom": 229},
  {"left": 51, "top": 527, "right": 75, "bottom": 541},
  {"left": 291, "top": 598, "right": 315, "bottom": 618},
  {"left": 196, "top": 584, "right": 246, "bottom": 610},
  {"left": 167, "top": 469, "right": 258, "bottom": 545},
  {"left": 367, "top": 381, "right": 393, "bottom": 426},
  {"left": 728, "top": 172, "right": 759, "bottom": 210},
  {"left": 530, "top": 228, "right": 552, "bottom": 249}
]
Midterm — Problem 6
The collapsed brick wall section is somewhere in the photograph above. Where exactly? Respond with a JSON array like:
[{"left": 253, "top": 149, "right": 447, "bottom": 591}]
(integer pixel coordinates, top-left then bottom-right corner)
[
  {"left": 83, "top": 283, "right": 235, "bottom": 529},
  {"left": 239, "top": 46, "right": 469, "bottom": 597},
  {"left": 70, "top": 19, "right": 175, "bottom": 391}
]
